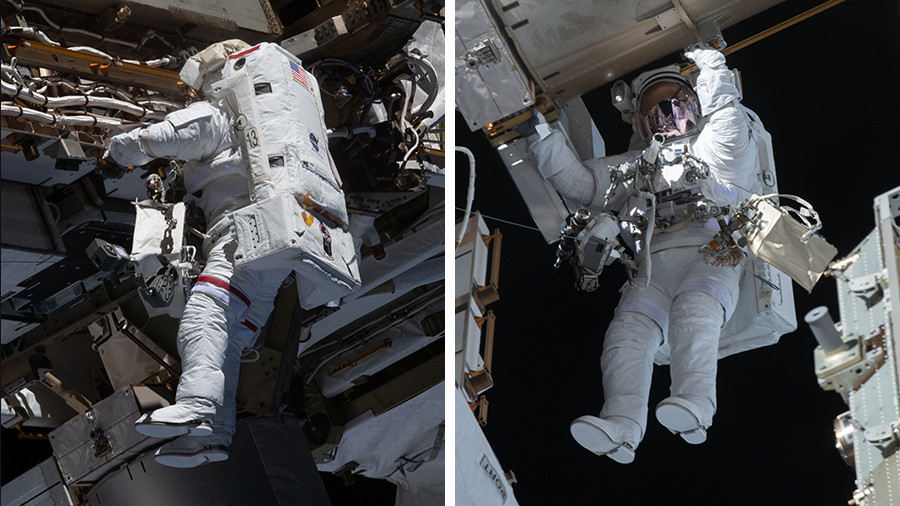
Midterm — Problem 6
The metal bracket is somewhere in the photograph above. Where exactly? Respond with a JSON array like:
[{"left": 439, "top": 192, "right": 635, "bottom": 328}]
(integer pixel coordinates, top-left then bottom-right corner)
[
  {"left": 863, "top": 422, "right": 899, "bottom": 450},
  {"left": 848, "top": 272, "right": 886, "bottom": 309},
  {"left": 91, "top": 429, "right": 114, "bottom": 459},
  {"left": 814, "top": 327, "right": 888, "bottom": 400},
  {"left": 465, "top": 39, "right": 501, "bottom": 69}
]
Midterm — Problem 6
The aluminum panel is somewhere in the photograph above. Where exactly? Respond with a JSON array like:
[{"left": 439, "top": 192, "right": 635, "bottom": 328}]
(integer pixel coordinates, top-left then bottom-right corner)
[
  {"left": 562, "top": 97, "right": 605, "bottom": 160},
  {"left": 839, "top": 187, "right": 900, "bottom": 492},
  {"left": 128, "top": 0, "right": 279, "bottom": 35},
  {"left": 1, "top": 461, "right": 52, "bottom": 506},
  {"left": 49, "top": 386, "right": 168, "bottom": 485},
  {"left": 498, "top": 133, "right": 572, "bottom": 244},
  {"left": 87, "top": 416, "right": 329, "bottom": 506},
  {"left": 456, "top": 0, "right": 534, "bottom": 131},
  {"left": 864, "top": 452, "right": 899, "bottom": 506},
  {"left": 491, "top": 0, "right": 787, "bottom": 102},
  {"left": 455, "top": 214, "right": 491, "bottom": 298},
  {"left": 0, "top": 458, "right": 73, "bottom": 506}
]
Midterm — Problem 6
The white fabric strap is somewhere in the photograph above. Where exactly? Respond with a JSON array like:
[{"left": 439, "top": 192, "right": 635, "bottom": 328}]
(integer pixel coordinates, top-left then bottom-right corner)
[
  {"left": 207, "top": 70, "right": 273, "bottom": 202},
  {"left": 139, "top": 128, "right": 159, "bottom": 159}
]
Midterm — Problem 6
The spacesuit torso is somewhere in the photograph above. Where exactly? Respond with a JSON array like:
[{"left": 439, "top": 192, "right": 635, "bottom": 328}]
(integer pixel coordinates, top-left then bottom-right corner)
[
  {"left": 642, "top": 105, "right": 765, "bottom": 254},
  {"left": 108, "top": 42, "right": 360, "bottom": 309},
  {"left": 188, "top": 43, "right": 347, "bottom": 229},
  {"left": 530, "top": 73, "right": 767, "bottom": 261}
]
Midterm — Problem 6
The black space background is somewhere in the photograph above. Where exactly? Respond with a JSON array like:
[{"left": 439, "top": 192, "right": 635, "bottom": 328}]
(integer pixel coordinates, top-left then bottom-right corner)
[{"left": 455, "top": 0, "right": 900, "bottom": 504}]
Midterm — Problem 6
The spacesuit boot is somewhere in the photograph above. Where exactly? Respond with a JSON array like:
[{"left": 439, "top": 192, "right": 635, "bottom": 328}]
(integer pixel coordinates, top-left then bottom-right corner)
[
  {"left": 655, "top": 396, "right": 711, "bottom": 444},
  {"left": 153, "top": 434, "right": 230, "bottom": 468},
  {"left": 134, "top": 398, "right": 216, "bottom": 438},
  {"left": 570, "top": 416, "right": 640, "bottom": 464}
]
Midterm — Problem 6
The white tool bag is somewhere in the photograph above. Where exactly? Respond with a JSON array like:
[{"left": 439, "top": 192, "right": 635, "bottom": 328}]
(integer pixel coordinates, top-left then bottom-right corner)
[
  {"left": 131, "top": 200, "right": 193, "bottom": 318},
  {"left": 132, "top": 200, "right": 184, "bottom": 256},
  {"left": 741, "top": 194, "right": 838, "bottom": 292}
]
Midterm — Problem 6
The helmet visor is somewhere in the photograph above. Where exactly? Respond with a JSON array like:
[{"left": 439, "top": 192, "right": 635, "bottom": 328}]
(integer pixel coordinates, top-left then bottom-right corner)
[{"left": 637, "top": 80, "right": 700, "bottom": 139}]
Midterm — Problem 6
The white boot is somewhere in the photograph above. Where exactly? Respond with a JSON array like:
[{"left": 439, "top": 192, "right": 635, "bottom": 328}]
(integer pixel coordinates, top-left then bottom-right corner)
[
  {"left": 154, "top": 434, "right": 229, "bottom": 468},
  {"left": 655, "top": 396, "right": 709, "bottom": 444},
  {"left": 134, "top": 397, "right": 216, "bottom": 438},
  {"left": 570, "top": 416, "right": 638, "bottom": 464}
]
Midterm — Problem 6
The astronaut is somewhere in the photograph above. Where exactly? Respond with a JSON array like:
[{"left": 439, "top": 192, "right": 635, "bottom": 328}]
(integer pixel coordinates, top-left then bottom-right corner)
[
  {"left": 524, "top": 47, "right": 765, "bottom": 463},
  {"left": 105, "top": 41, "right": 360, "bottom": 467}
]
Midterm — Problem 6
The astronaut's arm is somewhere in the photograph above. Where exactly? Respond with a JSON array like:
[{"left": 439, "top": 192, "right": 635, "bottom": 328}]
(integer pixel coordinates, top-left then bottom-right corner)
[
  {"left": 688, "top": 48, "right": 753, "bottom": 151},
  {"left": 687, "top": 48, "right": 756, "bottom": 204},
  {"left": 106, "top": 101, "right": 231, "bottom": 167},
  {"left": 528, "top": 130, "right": 613, "bottom": 208}
]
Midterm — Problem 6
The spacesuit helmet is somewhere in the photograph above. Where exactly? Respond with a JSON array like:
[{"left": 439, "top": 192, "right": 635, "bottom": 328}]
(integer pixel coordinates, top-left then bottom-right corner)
[
  {"left": 178, "top": 39, "right": 251, "bottom": 93},
  {"left": 633, "top": 68, "right": 700, "bottom": 141}
]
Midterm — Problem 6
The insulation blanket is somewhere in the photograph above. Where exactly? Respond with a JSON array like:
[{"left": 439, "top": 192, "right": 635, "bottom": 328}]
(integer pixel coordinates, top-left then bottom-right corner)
[
  {"left": 455, "top": 389, "right": 519, "bottom": 506},
  {"left": 316, "top": 383, "right": 444, "bottom": 506}
]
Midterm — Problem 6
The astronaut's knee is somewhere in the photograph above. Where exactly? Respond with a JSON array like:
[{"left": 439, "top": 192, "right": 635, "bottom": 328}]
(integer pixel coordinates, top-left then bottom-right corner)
[{"left": 604, "top": 311, "right": 663, "bottom": 351}]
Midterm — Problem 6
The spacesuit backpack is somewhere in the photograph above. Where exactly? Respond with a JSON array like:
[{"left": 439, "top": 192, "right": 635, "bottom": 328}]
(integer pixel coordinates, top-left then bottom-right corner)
[{"left": 187, "top": 42, "right": 362, "bottom": 309}]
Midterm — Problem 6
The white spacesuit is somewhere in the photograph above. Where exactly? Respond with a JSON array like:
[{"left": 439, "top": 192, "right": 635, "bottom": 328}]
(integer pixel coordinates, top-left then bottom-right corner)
[
  {"left": 527, "top": 48, "right": 765, "bottom": 463},
  {"left": 106, "top": 41, "right": 360, "bottom": 467}
]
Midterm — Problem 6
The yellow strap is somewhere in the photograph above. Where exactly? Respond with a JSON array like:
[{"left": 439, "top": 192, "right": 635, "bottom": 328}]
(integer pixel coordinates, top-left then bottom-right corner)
[{"left": 681, "top": 0, "right": 848, "bottom": 75}]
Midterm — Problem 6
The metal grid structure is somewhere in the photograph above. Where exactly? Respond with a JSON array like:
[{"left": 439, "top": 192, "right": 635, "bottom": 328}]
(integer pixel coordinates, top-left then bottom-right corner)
[{"left": 831, "top": 186, "right": 900, "bottom": 505}]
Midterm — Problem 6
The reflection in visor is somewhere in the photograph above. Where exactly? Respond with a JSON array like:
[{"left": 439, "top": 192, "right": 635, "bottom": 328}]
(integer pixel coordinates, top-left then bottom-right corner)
[{"left": 645, "top": 98, "right": 698, "bottom": 138}]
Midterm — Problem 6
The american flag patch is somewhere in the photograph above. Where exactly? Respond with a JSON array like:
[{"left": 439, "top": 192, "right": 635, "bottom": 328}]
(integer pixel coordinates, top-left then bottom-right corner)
[{"left": 290, "top": 61, "right": 309, "bottom": 90}]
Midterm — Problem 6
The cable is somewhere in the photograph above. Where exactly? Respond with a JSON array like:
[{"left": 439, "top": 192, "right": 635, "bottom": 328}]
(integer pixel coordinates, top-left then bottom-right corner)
[
  {"left": 17, "top": 5, "right": 139, "bottom": 49},
  {"left": 3, "top": 25, "right": 60, "bottom": 47},
  {"left": 453, "top": 207, "right": 542, "bottom": 232},
  {"left": 1, "top": 77, "right": 166, "bottom": 119},
  {"left": 406, "top": 56, "right": 438, "bottom": 122},
  {"left": 1, "top": 102, "right": 135, "bottom": 128},
  {"left": 139, "top": 29, "right": 174, "bottom": 50},
  {"left": 21, "top": 5, "right": 60, "bottom": 30},
  {"left": 400, "top": 127, "right": 420, "bottom": 168},
  {"left": 681, "top": 0, "right": 848, "bottom": 75},
  {"left": 455, "top": 147, "right": 476, "bottom": 250},
  {"left": 59, "top": 46, "right": 175, "bottom": 68}
]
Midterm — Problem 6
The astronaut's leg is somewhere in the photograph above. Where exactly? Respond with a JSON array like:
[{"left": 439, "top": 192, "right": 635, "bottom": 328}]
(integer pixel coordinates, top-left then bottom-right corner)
[
  {"left": 154, "top": 330, "right": 244, "bottom": 468},
  {"left": 205, "top": 268, "right": 290, "bottom": 444},
  {"left": 656, "top": 290, "right": 724, "bottom": 444},
  {"left": 133, "top": 290, "right": 233, "bottom": 438},
  {"left": 152, "top": 331, "right": 241, "bottom": 467},
  {"left": 570, "top": 310, "right": 663, "bottom": 463},
  {"left": 153, "top": 269, "right": 290, "bottom": 467},
  {"left": 135, "top": 236, "right": 247, "bottom": 438}
]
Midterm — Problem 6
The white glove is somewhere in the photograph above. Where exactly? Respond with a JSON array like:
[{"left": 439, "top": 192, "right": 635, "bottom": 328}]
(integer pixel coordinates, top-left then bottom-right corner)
[
  {"left": 105, "top": 128, "right": 154, "bottom": 167},
  {"left": 684, "top": 47, "right": 726, "bottom": 70},
  {"left": 512, "top": 108, "right": 552, "bottom": 141},
  {"left": 533, "top": 109, "right": 551, "bottom": 140}
]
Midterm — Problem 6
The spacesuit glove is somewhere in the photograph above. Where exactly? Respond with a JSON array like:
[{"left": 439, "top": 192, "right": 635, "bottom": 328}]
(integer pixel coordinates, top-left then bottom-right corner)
[
  {"left": 513, "top": 108, "right": 552, "bottom": 141},
  {"left": 684, "top": 47, "right": 726, "bottom": 70},
  {"left": 96, "top": 148, "right": 131, "bottom": 180},
  {"left": 105, "top": 127, "right": 155, "bottom": 168}
]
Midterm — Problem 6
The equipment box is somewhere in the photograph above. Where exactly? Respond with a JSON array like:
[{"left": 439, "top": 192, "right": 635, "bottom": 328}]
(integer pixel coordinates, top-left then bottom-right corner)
[{"left": 49, "top": 384, "right": 173, "bottom": 486}]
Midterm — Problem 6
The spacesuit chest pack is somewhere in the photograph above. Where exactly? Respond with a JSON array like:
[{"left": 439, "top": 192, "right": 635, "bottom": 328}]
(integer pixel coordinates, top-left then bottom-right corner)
[
  {"left": 203, "top": 43, "right": 362, "bottom": 309},
  {"left": 648, "top": 125, "right": 744, "bottom": 229}
]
